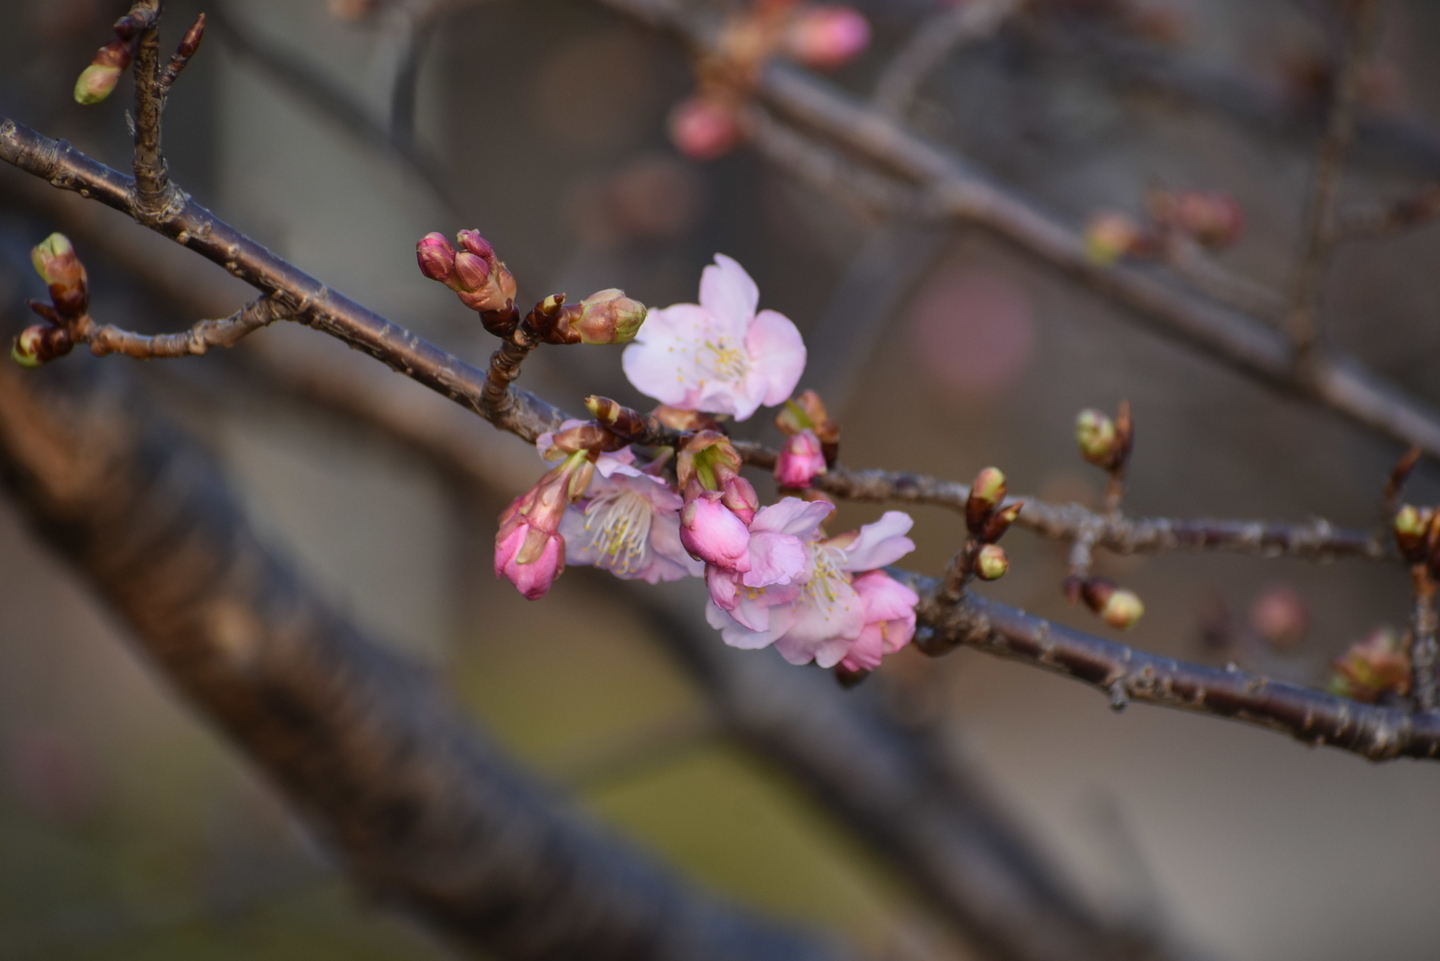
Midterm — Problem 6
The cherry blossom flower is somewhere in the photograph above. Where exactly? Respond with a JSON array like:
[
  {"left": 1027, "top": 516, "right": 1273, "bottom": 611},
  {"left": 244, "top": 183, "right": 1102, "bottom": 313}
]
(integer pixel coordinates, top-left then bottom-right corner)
[
  {"left": 622, "top": 254, "right": 806, "bottom": 421},
  {"left": 838, "top": 571, "right": 920, "bottom": 674},
  {"left": 563, "top": 460, "right": 703, "bottom": 584},
  {"left": 707, "top": 510, "right": 918, "bottom": 668},
  {"left": 496, "top": 456, "right": 592, "bottom": 600}
]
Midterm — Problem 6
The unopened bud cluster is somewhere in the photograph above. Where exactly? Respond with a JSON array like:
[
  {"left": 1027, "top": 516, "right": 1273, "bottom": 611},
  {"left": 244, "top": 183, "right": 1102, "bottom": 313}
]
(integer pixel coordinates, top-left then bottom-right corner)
[
  {"left": 1084, "top": 189, "right": 1246, "bottom": 265},
  {"left": 670, "top": 2, "right": 870, "bottom": 160},
  {"left": 73, "top": 6, "right": 154, "bottom": 104},
  {"left": 964, "top": 467, "right": 1022, "bottom": 583},
  {"left": 1392, "top": 504, "right": 1440, "bottom": 573},
  {"left": 13, "top": 234, "right": 89, "bottom": 369}
]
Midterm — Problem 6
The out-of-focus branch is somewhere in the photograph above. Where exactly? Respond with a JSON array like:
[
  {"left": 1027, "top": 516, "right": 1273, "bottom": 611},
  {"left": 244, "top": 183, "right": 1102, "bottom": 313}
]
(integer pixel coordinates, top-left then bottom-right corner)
[
  {"left": 907, "top": 573, "right": 1440, "bottom": 762},
  {"left": 1286, "top": 0, "right": 1382, "bottom": 353},
  {"left": 595, "top": 0, "right": 1440, "bottom": 461},
  {"left": 0, "top": 357, "right": 850, "bottom": 961},
  {"left": 206, "top": 4, "right": 455, "bottom": 208},
  {"left": 871, "top": 0, "right": 1024, "bottom": 117},
  {"left": 239, "top": 349, "right": 1179, "bottom": 961},
  {"left": 1336, "top": 184, "right": 1440, "bottom": 242}
]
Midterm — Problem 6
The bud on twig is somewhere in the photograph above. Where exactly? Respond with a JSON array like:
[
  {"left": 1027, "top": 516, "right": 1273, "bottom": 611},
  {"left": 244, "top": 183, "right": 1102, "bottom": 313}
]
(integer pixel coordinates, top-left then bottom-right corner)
[
  {"left": 775, "top": 429, "right": 826, "bottom": 488},
  {"left": 75, "top": 38, "right": 133, "bottom": 105},
  {"left": 1076, "top": 408, "right": 1118, "bottom": 466},
  {"left": 965, "top": 467, "right": 1007, "bottom": 534},
  {"left": 782, "top": 5, "right": 871, "bottom": 71},
  {"left": 669, "top": 95, "right": 743, "bottom": 161},
  {"left": 1394, "top": 505, "right": 1431, "bottom": 564},
  {"left": 1149, "top": 188, "right": 1246, "bottom": 250},
  {"left": 1084, "top": 212, "right": 1150, "bottom": 265},
  {"left": 1328, "top": 627, "right": 1410, "bottom": 703},
  {"left": 677, "top": 431, "right": 743, "bottom": 491},
  {"left": 1080, "top": 578, "right": 1145, "bottom": 630},
  {"left": 415, "top": 229, "right": 517, "bottom": 322},
  {"left": 975, "top": 544, "right": 1009, "bottom": 581},
  {"left": 981, "top": 502, "right": 1023, "bottom": 543},
  {"left": 569, "top": 289, "right": 647, "bottom": 345},
  {"left": 776, "top": 390, "right": 839, "bottom": 466},
  {"left": 11, "top": 325, "right": 74, "bottom": 368},
  {"left": 585, "top": 396, "right": 651, "bottom": 440},
  {"left": 655, "top": 406, "right": 726, "bottom": 434}
]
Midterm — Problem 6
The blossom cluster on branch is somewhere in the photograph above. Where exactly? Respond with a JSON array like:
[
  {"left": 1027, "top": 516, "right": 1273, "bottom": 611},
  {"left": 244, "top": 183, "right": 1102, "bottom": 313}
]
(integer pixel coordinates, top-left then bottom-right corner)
[{"left": 458, "top": 248, "right": 926, "bottom": 680}]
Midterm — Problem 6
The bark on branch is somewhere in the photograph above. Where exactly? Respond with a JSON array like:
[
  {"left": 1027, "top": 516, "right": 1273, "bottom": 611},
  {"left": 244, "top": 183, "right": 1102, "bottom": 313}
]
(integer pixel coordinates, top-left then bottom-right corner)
[{"left": 0, "top": 355, "right": 850, "bottom": 961}]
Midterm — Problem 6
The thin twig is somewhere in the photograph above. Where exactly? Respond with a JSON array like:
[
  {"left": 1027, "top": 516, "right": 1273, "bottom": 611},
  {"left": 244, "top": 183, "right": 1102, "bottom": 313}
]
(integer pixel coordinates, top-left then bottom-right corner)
[
  {"left": 871, "top": 0, "right": 1024, "bottom": 118},
  {"left": 84, "top": 295, "right": 285, "bottom": 358},
  {"left": 1286, "top": 0, "right": 1383, "bottom": 354},
  {"left": 1335, "top": 184, "right": 1440, "bottom": 242},
  {"left": 129, "top": 0, "right": 183, "bottom": 226},
  {"left": 597, "top": 0, "right": 1440, "bottom": 459}
]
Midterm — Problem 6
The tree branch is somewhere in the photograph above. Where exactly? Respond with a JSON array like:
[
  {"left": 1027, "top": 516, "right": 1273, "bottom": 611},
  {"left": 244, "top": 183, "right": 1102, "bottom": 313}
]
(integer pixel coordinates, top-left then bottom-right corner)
[
  {"left": 871, "top": 0, "right": 1024, "bottom": 118},
  {"left": 594, "top": 0, "right": 1440, "bottom": 461},
  {"left": 0, "top": 352, "right": 851, "bottom": 961},
  {"left": 908, "top": 574, "right": 1440, "bottom": 763}
]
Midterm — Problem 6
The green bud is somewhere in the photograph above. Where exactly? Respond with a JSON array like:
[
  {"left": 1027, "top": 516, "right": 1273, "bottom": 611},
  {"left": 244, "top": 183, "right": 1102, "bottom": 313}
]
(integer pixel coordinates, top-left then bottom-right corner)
[
  {"left": 1076, "top": 408, "right": 1119, "bottom": 466},
  {"left": 1100, "top": 589, "right": 1144, "bottom": 630},
  {"left": 574, "top": 289, "right": 647, "bottom": 345},
  {"left": 975, "top": 544, "right": 1009, "bottom": 581},
  {"left": 74, "top": 64, "right": 121, "bottom": 104}
]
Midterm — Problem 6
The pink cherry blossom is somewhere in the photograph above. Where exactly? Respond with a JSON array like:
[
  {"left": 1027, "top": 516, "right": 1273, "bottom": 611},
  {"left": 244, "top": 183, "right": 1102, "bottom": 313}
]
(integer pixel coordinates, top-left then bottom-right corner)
[
  {"left": 784, "top": 6, "right": 871, "bottom": 71},
  {"left": 622, "top": 254, "right": 806, "bottom": 421},
  {"left": 704, "top": 498, "right": 834, "bottom": 634},
  {"left": 706, "top": 511, "right": 917, "bottom": 668},
  {"left": 774, "top": 429, "right": 827, "bottom": 488},
  {"left": 562, "top": 463, "right": 703, "bottom": 584},
  {"left": 495, "top": 517, "right": 563, "bottom": 600},
  {"left": 838, "top": 572, "right": 920, "bottom": 674},
  {"left": 680, "top": 491, "right": 753, "bottom": 572}
]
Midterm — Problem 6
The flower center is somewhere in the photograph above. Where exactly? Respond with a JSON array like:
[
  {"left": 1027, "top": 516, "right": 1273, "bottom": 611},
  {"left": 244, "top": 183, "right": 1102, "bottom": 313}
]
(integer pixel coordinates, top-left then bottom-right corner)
[
  {"left": 802, "top": 545, "right": 850, "bottom": 613},
  {"left": 699, "top": 338, "right": 749, "bottom": 382},
  {"left": 585, "top": 488, "right": 653, "bottom": 575}
]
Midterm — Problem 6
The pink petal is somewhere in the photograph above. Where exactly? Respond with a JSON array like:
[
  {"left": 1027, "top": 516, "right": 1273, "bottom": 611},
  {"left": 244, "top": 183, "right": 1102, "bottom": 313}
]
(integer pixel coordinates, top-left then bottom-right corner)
[
  {"left": 852, "top": 570, "right": 920, "bottom": 622},
  {"left": 840, "top": 511, "right": 916, "bottom": 571},
  {"left": 706, "top": 601, "right": 775, "bottom": 650},
  {"left": 745, "top": 309, "right": 806, "bottom": 407},
  {"left": 699, "top": 254, "right": 759, "bottom": 336},
  {"left": 741, "top": 531, "right": 808, "bottom": 588},
  {"left": 681, "top": 496, "right": 752, "bottom": 571},
  {"left": 750, "top": 497, "right": 833, "bottom": 538},
  {"left": 622, "top": 304, "right": 709, "bottom": 406},
  {"left": 839, "top": 625, "right": 885, "bottom": 672}
]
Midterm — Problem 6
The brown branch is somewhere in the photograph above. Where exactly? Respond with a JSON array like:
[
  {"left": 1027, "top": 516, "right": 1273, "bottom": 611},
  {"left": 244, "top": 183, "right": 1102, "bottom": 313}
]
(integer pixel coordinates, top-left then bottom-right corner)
[
  {"left": 871, "top": 0, "right": 1023, "bottom": 118},
  {"left": 1286, "top": 0, "right": 1383, "bottom": 354},
  {"left": 83, "top": 295, "right": 286, "bottom": 358},
  {"left": 236, "top": 349, "right": 1179, "bottom": 961},
  {"left": 906, "top": 574, "right": 1440, "bottom": 763},
  {"left": 0, "top": 116, "right": 565, "bottom": 442},
  {"left": 1159, "top": 236, "right": 1287, "bottom": 325},
  {"left": 129, "top": 0, "right": 185, "bottom": 227},
  {"left": 595, "top": 0, "right": 1440, "bottom": 461},
  {"left": 0, "top": 355, "right": 850, "bottom": 961},
  {"left": 1336, "top": 184, "right": 1440, "bottom": 242}
]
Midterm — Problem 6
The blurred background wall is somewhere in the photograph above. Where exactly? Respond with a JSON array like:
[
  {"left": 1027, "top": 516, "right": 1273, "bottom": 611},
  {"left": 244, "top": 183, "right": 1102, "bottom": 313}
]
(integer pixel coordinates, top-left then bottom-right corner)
[{"left": 2, "top": 1, "right": 1440, "bottom": 959}]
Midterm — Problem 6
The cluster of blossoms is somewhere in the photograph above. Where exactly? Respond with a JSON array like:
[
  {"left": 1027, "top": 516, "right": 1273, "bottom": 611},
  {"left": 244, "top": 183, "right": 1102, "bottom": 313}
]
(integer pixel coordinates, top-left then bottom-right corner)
[{"left": 483, "top": 252, "right": 920, "bottom": 679}]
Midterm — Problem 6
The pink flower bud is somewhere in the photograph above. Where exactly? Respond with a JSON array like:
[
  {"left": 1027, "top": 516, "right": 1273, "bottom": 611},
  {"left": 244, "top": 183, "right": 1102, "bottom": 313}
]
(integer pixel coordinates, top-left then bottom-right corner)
[
  {"left": 680, "top": 492, "right": 752, "bottom": 572},
  {"left": 415, "top": 232, "right": 456, "bottom": 284},
  {"left": 452, "top": 251, "right": 492, "bottom": 292},
  {"left": 668, "top": 96, "right": 742, "bottom": 161},
  {"left": 572, "top": 289, "right": 648, "bottom": 345},
  {"left": 495, "top": 520, "right": 563, "bottom": 600},
  {"left": 721, "top": 475, "right": 759, "bottom": 526},
  {"left": 785, "top": 6, "right": 871, "bottom": 71},
  {"left": 775, "top": 429, "right": 827, "bottom": 488},
  {"left": 456, "top": 229, "right": 496, "bottom": 260}
]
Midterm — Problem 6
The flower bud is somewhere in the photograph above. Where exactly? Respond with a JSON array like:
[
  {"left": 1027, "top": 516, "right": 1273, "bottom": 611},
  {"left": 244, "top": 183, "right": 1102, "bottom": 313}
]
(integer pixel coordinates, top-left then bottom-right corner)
[
  {"left": 1394, "top": 505, "right": 1431, "bottom": 563},
  {"left": 572, "top": 289, "right": 647, "bottom": 345},
  {"left": 1076, "top": 408, "right": 1119, "bottom": 467},
  {"left": 1084, "top": 212, "right": 1144, "bottom": 265},
  {"left": 775, "top": 429, "right": 827, "bottom": 488},
  {"left": 653, "top": 406, "right": 724, "bottom": 433},
  {"left": 669, "top": 96, "right": 742, "bottom": 161},
  {"left": 452, "top": 251, "right": 492, "bottom": 292},
  {"left": 680, "top": 491, "right": 752, "bottom": 571},
  {"left": 11, "top": 324, "right": 74, "bottom": 369},
  {"left": 543, "top": 421, "right": 626, "bottom": 459},
  {"left": 31, "top": 234, "right": 83, "bottom": 290},
  {"left": 415, "top": 232, "right": 456, "bottom": 283},
  {"left": 966, "top": 466, "right": 1006, "bottom": 533},
  {"left": 456, "top": 229, "right": 495, "bottom": 260},
  {"left": 784, "top": 6, "right": 871, "bottom": 71},
  {"left": 981, "top": 502, "right": 1023, "bottom": 543},
  {"left": 1080, "top": 578, "right": 1144, "bottom": 629},
  {"left": 1151, "top": 189, "right": 1246, "bottom": 250},
  {"left": 975, "top": 544, "right": 1009, "bottom": 581},
  {"left": 1328, "top": 627, "right": 1410, "bottom": 703},
  {"left": 721, "top": 475, "right": 759, "bottom": 526},
  {"left": 677, "top": 431, "right": 743, "bottom": 491},
  {"left": 1249, "top": 585, "right": 1308, "bottom": 652},
  {"left": 74, "top": 39, "right": 133, "bottom": 105},
  {"left": 1101, "top": 590, "right": 1144, "bottom": 629},
  {"left": 585, "top": 396, "right": 650, "bottom": 439}
]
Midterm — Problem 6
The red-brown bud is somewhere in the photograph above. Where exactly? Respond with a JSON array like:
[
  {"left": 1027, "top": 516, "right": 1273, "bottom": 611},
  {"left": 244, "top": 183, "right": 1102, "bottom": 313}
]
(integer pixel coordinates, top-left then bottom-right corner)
[
  {"left": 416, "top": 232, "right": 456, "bottom": 283},
  {"left": 981, "top": 502, "right": 1023, "bottom": 543},
  {"left": 75, "top": 38, "right": 133, "bottom": 105},
  {"left": 1394, "top": 505, "right": 1431, "bottom": 564},
  {"left": 677, "top": 431, "right": 743, "bottom": 491},
  {"left": 655, "top": 406, "right": 726, "bottom": 434},
  {"left": 966, "top": 467, "right": 1006, "bottom": 534},
  {"left": 1150, "top": 189, "right": 1246, "bottom": 250},
  {"left": 1081, "top": 578, "right": 1144, "bottom": 629},
  {"left": 1328, "top": 627, "right": 1410, "bottom": 703},
  {"left": 585, "top": 396, "right": 651, "bottom": 440},
  {"left": 11, "top": 325, "right": 74, "bottom": 368}
]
